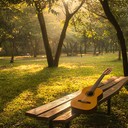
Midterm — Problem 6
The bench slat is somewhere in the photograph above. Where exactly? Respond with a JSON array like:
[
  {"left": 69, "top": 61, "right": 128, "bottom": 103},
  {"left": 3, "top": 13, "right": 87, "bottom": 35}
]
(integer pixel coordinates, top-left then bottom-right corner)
[
  {"left": 53, "top": 77, "right": 128, "bottom": 123},
  {"left": 26, "top": 91, "right": 81, "bottom": 117},
  {"left": 100, "top": 77, "right": 125, "bottom": 91},
  {"left": 26, "top": 76, "right": 128, "bottom": 127},
  {"left": 99, "top": 77, "right": 128, "bottom": 103},
  {"left": 26, "top": 77, "right": 118, "bottom": 117},
  {"left": 98, "top": 76, "right": 118, "bottom": 87},
  {"left": 53, "top": 109, "right": 78, "bottom": 122},
  {"left": 37, "top": 101, "right": 71, "bottom": 120}
]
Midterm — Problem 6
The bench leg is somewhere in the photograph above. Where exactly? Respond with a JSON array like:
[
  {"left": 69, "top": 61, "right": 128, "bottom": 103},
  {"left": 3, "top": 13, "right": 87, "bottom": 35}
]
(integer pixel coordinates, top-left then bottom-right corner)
[
  {"left": 49, "top": 121, "right": 53, "bottom": 128},
  {"left": 107, "top": 98, "right": 111, "bottom": 115},
  {"left": 64, "top": 122, "right": 70, "bottom": 128}
]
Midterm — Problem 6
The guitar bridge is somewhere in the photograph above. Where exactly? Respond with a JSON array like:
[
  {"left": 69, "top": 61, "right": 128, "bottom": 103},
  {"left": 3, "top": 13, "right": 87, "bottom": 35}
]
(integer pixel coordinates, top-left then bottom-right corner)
[{"left": 78, "top": 100, "right": 91, "bottom": 104}]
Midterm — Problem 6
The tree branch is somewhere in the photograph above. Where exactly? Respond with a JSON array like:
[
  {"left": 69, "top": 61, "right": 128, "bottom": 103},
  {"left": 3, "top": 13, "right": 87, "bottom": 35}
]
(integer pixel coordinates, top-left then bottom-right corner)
[
  {"left": 62, "top": 0, "right": 70, "bottom": 16},
  {"left": 84, "top": 1, "right": 107, "bottom": 19},
  {"left": 71, "top": 0, "right": 85, "bottom": 16}
]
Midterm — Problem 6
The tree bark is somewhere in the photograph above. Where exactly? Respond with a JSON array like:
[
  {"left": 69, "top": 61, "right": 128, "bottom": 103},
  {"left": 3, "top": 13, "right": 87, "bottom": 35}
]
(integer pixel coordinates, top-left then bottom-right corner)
[
  {"left": 100, "top": 0, "right": 128, "bottom": 76},
  {"left": 35, "top": 2, "right": 54, "bottom": 67},
  {"left": 10, "top": 41, "right": 15, "bottom": 63},
  {"left": 54, "top": 0, "right": 85, "bottom": 66},
  {"left": 118, "top": 48, "right": 121, "bottom": 60},
  {"left": 35, "top": 0, "right": 85, "bottom": 67},
  {"left": 54, "top": 17, "right": 71, "bottom": 66}
]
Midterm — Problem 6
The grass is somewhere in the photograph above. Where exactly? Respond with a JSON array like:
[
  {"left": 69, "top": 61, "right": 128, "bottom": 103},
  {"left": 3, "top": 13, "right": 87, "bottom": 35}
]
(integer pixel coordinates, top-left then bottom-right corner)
[{"left": 0, "top": 53, "right": 128, "bottom": 128}]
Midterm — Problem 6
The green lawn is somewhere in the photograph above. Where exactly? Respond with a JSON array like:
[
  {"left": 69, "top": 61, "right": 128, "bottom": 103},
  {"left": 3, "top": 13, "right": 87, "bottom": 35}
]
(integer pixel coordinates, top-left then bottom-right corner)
[{"left": 0, "top": 53, "right": 128, "bottom": 128}]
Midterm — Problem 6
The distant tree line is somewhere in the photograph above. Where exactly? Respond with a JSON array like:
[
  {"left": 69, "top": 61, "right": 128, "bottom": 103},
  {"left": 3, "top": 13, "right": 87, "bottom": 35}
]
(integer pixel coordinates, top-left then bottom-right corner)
[
  {"left": 0, "top": 0, "right": 128, "bottom": 75},
  {"left": 0, "top": 1, "right": 121, "bottom": 57}
]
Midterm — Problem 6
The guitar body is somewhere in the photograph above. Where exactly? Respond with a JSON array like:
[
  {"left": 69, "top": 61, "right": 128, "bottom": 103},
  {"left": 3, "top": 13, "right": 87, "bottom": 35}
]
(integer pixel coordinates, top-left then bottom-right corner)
[{"left": 71, "top": 86, "right": 103, "bottom": 114}]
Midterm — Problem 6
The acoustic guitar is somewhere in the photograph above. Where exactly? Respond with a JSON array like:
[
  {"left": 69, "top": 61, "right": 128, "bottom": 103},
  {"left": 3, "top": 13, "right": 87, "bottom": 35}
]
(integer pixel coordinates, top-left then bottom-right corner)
[{"left": 71, "top": 68, "right": 112, "bottom": 114}]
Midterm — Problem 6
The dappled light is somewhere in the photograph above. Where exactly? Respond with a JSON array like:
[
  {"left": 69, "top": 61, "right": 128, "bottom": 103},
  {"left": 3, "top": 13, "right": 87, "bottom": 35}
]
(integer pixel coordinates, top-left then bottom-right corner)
[
  {"left": 0, "top": 54, "right": 128, "bottom": 127},
  {"left": 13, "top": 65, "right": 44, "bottom": 73},
  {"left": 0, "top": 0, "right": 128, "bottom": 127},
  {"left": 3, "top": 90, "right": 35, "bottom": 116}
]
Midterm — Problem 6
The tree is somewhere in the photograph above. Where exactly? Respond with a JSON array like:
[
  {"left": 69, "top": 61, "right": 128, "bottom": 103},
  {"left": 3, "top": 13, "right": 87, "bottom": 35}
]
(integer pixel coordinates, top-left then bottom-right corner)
[
  {"left": 0, "top": 4, "right": 21, "bottom": 63},
  {"left": 69, "top": 0, "right": 116, "bottom": 55},
  {"left": 34, "top": 0, "right": 86, "bottom": 67},
  {"left": 7, "top": 0, "right": 85, "bottom": 67},
  {"left": 0, "top": 2, "right": 44, "bottom": 60},
  {"left": 99, "top": 0, "right": 128, "bottom": 76}
]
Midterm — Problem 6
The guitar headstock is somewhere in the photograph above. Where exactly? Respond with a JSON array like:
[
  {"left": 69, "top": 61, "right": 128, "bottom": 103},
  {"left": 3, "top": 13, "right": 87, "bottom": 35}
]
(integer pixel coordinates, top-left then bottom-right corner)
[{"left": 103, "top": 68, "right": 112, "bottom": 75}]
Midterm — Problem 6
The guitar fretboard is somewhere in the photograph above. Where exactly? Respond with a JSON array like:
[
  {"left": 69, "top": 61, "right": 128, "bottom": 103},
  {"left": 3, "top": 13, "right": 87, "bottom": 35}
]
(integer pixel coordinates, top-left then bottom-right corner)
[{"left": 88, "top": 74, "right": 105, "bottom": 95}]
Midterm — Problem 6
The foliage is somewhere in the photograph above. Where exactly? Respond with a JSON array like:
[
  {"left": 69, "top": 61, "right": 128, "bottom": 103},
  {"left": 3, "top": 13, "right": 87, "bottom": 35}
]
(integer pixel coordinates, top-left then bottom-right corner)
[
  {"left": 0, "top": 0, "right": 128, "bottom": 68},
  {"left": 0, "top": 3, "right": 44, "bottom": 57},
  {"left": 69, "top": 0, "right": 120, "bottom": 55},
  {"left": 109, "top": 0, "right": 128, "bottom": 46},
  {"left": 0, "top": 53, "right": 128, "bottom": 128},
  {"left": 1, "top": 0, "right": 126, "bottom": 59}
]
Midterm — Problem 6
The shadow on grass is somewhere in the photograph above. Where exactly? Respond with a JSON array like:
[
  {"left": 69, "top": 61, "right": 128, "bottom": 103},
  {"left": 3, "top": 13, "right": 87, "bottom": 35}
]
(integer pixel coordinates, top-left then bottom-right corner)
[
  {"left": 69, "top": 86, "right": 128, "bottom": 128},
  {"left": 71, "top": 111, "right": 127, "bottom": 128},
  {"left": 125, "top": 84, "right": 128, "bottom": 90},
  {"left": 0, "top": 65, "right": 96, "bottom": 128},
  {"left": 0, "top": 65, "right": 127, "bottom": 128},
  {"left": 0, "top": 66, "right": 94, "bottom": 111}
]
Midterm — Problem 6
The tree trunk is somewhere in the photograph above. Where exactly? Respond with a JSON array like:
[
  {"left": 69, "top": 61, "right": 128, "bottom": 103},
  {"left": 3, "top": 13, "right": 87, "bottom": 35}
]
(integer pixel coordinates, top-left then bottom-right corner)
[
  {"left": 93, "top": 42, "right": 97, "bottom": 55},
  {"left": 33, "top": 41, "right": 37, "bottom": 58},
  {"left": 118, "top": 47, "right": 121, "bottom": 60},
  {"left": 98, "top": 42, "right": 101, "bottom": 54},
  {"left": 35, "top": 2, "right": 54, "bottom": 67},
  {"left": 84, "top": 42, "right": 87, "bottom": 54},
  {"left": 100, "top": 0, "right": 128, "bottom": 76},
  {"left": 54, "top": 17, "right": 71, "bottom": 66},
  {"left": 35, "top": 0, "right": 85, "bottom": 67},
  {"left": 80, "top": 44, "right": 83, "bottom": 57},
  {"left": 104, "top": 43, "right": 109, "bottom": 53},
  {"left": 10, "top": 41, "right": 14, "bottom": 63}
]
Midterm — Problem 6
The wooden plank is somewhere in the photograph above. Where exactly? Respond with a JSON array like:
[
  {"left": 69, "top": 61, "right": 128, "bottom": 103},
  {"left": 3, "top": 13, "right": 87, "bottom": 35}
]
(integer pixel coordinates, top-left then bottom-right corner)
[
  {"left": 26, "top": 76, "right": 128, "bottom": 124},
  {"left": 99, "top": 77, "right": 128, "bottom": 103},
  {"left": 26, "top": 91, "right": 81, "bottom": 117},
  {"left": 53, "top": 77, "right": 128, "bottom": 123},
  {"left": 98, "top": 76, "right": 118, "bottom": 87},
  {"left": 26, "top": 77, "right": 118, "bottom": 117},
  {"left": 53, "top": 78, "right": 118, "bottom": 123},
  {"left": 53, "top": 108, "right": 78, "bottom": 123},
  {"left": 50, "top": 76, "right": 119, "bottom": 121},
  {"left": 100, "top": 77, "right": 125, "bottom": 91},
  {"left": 37, "top": 101, "right": 71, "bottom": 120}
]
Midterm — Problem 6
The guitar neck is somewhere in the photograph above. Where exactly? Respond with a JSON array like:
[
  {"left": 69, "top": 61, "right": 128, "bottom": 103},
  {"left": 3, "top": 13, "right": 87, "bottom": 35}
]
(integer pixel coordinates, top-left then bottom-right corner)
[{"left": 89, "top": 74, "right": 105, "bottom": 93}]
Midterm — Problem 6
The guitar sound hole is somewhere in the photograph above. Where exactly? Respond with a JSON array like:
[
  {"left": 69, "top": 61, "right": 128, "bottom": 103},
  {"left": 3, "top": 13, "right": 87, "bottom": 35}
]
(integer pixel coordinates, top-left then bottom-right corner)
[{"left": 86, "top": 91, "right": 94, "bottom": 96}]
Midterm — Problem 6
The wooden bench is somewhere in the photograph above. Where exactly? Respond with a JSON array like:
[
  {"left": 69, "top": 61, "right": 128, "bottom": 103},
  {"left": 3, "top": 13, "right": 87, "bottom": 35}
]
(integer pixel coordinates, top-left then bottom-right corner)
[{"left": 26, "top": 76, "right": 128, "bottom": 128}]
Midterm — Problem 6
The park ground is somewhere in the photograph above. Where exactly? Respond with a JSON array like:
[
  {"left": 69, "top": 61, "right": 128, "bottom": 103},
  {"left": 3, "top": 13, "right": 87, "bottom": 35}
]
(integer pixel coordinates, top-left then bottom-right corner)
[{"left": 0, "top": 53, "right": 128, "bottom": 128}]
